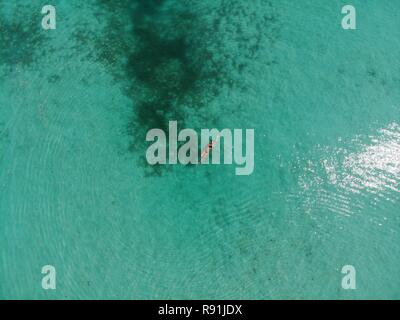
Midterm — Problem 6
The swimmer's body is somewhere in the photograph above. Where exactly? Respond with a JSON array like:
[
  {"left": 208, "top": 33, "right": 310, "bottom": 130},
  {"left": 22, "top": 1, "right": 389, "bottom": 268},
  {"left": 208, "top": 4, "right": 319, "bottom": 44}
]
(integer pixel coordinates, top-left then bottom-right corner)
[{"left": 201, "top": 134, "right": 220, "bottom": 160}]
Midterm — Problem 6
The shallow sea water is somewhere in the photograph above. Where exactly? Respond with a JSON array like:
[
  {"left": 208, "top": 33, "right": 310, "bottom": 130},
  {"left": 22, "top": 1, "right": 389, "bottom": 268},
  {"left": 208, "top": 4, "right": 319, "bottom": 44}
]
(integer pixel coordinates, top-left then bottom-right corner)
[{"left": 0, "top": 0, "right": 400, "bottom": 299}]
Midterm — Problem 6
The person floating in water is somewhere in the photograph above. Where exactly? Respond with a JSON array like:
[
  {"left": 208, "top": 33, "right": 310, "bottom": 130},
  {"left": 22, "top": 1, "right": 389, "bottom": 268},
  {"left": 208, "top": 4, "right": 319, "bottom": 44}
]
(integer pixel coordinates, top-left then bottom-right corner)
[{"left": 201, "top": 135, "right": 220, "bottom": 160}]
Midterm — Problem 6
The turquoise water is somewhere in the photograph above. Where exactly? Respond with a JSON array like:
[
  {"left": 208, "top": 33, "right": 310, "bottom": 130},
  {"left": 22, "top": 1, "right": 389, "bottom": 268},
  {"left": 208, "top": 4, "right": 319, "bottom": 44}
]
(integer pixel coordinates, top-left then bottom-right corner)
[{"left": 1, "top": 0, "right": 400, "bottom": 299}]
